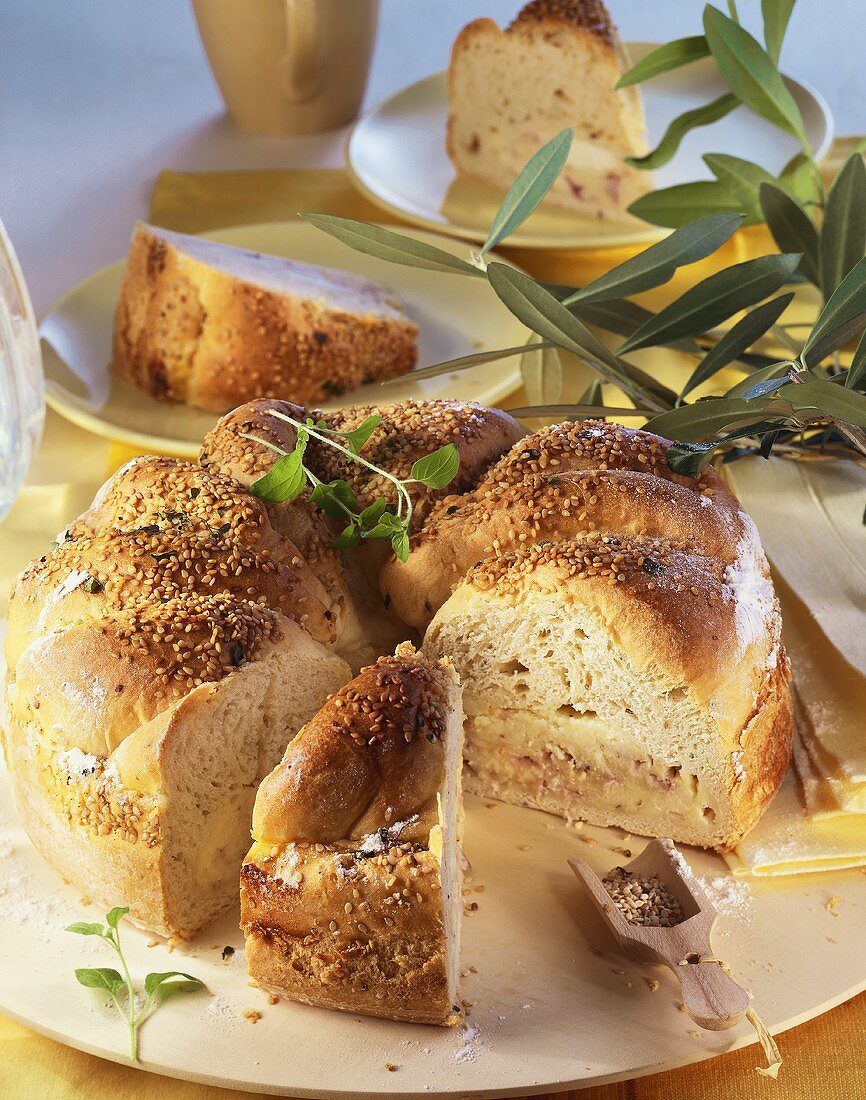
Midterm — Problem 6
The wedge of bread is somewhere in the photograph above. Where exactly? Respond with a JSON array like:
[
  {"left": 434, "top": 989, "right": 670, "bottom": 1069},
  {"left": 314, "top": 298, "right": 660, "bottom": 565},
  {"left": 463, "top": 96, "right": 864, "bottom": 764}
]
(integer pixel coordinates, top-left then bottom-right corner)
[
  {"left": 241, "top": 644, "right": 465, "bottom": 1025},
  {"left": 111, "top": 223, "right": 419, "bottom": 412},
  {"left": 447, "top": 0, "right": 651, "bottom": 222}
]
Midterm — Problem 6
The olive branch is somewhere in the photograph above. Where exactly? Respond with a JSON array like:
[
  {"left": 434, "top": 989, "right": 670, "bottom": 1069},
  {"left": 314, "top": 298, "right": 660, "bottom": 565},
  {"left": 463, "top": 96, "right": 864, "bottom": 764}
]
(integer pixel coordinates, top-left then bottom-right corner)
[{"left": 298, "top": 0, "right": 866, "bottom": 482}]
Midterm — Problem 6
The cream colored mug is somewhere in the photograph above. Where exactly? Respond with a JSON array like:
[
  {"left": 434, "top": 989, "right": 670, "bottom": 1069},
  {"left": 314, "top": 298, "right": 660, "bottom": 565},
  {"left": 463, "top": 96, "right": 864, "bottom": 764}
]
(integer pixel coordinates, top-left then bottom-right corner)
[{"left": 191, "top": 0, "right": 380, "bottom": 135}]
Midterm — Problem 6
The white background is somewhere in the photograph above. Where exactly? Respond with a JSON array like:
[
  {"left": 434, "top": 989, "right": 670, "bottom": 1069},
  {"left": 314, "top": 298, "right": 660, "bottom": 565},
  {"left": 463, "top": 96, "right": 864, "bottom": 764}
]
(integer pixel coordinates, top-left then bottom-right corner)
[{"left": 1, "top": 0, "right": 864, "bottom": 314}]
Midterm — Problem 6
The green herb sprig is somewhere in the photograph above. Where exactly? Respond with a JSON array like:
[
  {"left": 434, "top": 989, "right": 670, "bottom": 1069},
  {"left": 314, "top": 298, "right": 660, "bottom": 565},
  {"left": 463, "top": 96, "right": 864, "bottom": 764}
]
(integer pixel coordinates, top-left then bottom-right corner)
[
  {"left": 67, "top": 907, "right": 204, "bottom": 1062},
  {"left": 245, "top": 409, "right": 459, "bottom": 561}
]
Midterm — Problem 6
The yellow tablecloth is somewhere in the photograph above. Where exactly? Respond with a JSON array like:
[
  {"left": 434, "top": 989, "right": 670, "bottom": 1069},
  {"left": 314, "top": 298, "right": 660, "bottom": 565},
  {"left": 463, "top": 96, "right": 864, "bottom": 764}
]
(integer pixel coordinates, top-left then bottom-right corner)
[{"left": 3, "top": 144, "right": 866, "bottom": 1098}]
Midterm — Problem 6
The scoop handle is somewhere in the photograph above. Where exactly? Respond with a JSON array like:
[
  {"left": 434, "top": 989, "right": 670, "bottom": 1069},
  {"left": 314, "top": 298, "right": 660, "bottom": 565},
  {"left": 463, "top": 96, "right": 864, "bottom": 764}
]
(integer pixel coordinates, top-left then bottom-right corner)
[{"left": 675, "top": 958, "right": 750, "bottom": 1031}]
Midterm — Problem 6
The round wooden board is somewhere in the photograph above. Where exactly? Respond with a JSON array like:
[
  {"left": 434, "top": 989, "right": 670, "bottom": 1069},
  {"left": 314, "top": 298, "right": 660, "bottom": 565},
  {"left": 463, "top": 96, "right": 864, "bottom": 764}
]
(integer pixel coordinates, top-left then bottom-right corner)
[{"left": 1, "top": 763, "right": 865, "bottom": 1097}]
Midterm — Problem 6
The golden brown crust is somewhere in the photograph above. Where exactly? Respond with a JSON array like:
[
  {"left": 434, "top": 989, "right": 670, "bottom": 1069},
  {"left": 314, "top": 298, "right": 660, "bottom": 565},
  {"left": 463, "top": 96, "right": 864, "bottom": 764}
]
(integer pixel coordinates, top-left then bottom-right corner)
[
  {"left": 384, "top": 420, "right": 751, "bottom": 629},
  {"left": 111, "top": 223, "right": 419, "bottom": 412},
  {"left": 253, "top": 645, "right": 455, "bottom": 846},
  {"left": 509, "top": 0, "right": 615, "bottom": 43},
  {"left": 241, "top": 846, "right": 455, "bottom": 1026}
]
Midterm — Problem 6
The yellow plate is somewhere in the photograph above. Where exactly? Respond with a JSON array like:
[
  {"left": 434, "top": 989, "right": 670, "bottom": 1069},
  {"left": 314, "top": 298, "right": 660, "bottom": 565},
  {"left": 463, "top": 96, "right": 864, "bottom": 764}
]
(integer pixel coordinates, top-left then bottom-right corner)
[
  {"left": 40, "top": 222, "right": 528, "bottom": 458},
  {"left": 346, "top": 45, "right": 833, "bottom": 250}
]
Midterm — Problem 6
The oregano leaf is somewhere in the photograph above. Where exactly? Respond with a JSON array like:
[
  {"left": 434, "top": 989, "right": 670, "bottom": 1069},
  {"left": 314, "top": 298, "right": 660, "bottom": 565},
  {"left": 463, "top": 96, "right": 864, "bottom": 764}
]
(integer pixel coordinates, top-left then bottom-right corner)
[
  {"left": 249, "top": 449, "right": 306, "bottom": 504},
  {"left": 105, "top": 907, "right": 130, "bottom": 930},
  {"left": 342, "top": 414, "right": 382, "bottom": 455},
  {"left": 66, "top": 922, "right": 108, "bottom": 938},
  {"left": 310, "top": 479, "right": 359, "bottom": 519},
  {"left": 144, "top": 971, "right": 205, "bottom": 1000},
  {"left": 390, "top": 528, "right": 411, "bottom": 563},
  {"left": 75, "top": 968, "right": 125, "bottom": 996},
  {"left": 332, "top": 523, "right": 361, "bottom": 550},
  {"left": 410, "top": 443, "right": 460, "bottom": 489}
]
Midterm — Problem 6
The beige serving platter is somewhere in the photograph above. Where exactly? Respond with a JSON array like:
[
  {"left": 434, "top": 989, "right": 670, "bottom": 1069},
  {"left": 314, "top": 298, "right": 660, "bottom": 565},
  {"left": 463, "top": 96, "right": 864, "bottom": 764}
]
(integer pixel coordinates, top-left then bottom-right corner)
[
  {"left": 39, "top": 221, "right": 528, "bottom": 459},
  {"left": 1, "top": 754, "right": 865, "bottom": 1096}
]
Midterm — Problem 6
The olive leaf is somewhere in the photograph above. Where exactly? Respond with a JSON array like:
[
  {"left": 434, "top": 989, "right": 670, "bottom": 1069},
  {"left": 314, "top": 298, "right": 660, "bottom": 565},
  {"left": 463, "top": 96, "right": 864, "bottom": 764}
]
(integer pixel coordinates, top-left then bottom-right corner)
[
  {"left": 775, "top": 377, "right": 866, "bottom": 427},
  {"left": 562, "top": 213, "right": 743, "bottom": 304},
  {"left": 615, "top": 35, "right": 710, "bottom": 88},
  {"left": 618, "top": 253, "right": 801, "bottom": 354},
  {"left": 485, "top": 262, "right": 664, "bottom": 407},
  {"left": 666, "top": 421, "right": 780, "bottom": 474},
  {"left": 802, "top": 255, "right": 866, "bottom": 359},
  {"left": 680, "top": 292, "right": 794, "bottom": 397},
  {"left": 703, "top": 5, "right": 809, "bottom": 149},
  {"left": 818, "top": 153, "right": 866, "bottom": 298},
  {"left": 628, "top": 180, "right": 742, "bottom": 228},
  {"left": 521, "top": 339, "right": 563, "bottom": 405},
  {"left": 300, "top": 213, "right": 483, "bottom": 277},
  {"left": 579, "top": 380, "right": 604, "bottom": 406},
  {"left": 802, "top": 313, "right": 866, "bottom": 368},
  {"left": 759, "top": 183, "right": 820, "bottom": 285},
  {"left": 724, "top": 358, "right": 795, "bottom": 398},
  {"left": 761, "top": 0, "right": 797, "bottom": 63},
  {"left": 481, "top": 128, "right": 572, "bottom": 253},
  {"left": 703, "top": 154, "right": 778, "bottom": 223},
  {"left": 627, "top": 94, "right": 738, "bottom": 171},
  {"left": 383, "top": 341, "right": 552, "bottom": 384},
  {"left": 508, "top": 404, "right": 646, "bottom": 420},
  {"left": 846, "top": 330, "right": 866, "bottom": 390},
  {"left": 646, "top": 397, "right": 775, "bottom": 440},
  {"left": 779, "top": 151, "right": 821, "bottom": 206}
]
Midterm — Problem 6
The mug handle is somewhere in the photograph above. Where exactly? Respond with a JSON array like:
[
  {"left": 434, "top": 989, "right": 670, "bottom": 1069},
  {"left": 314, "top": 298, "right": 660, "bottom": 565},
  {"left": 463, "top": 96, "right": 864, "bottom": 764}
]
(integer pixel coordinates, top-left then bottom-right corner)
[{"left": 282, "top": 0, "right": 323, "bottom": 103}]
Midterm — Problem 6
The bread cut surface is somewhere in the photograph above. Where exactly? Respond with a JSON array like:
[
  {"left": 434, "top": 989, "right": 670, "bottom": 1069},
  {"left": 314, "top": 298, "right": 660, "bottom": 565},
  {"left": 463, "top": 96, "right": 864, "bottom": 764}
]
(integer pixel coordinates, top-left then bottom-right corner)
[
  {"left": 388, "top": 419, "right": 792, "bottom": 850},
  {"left": 111, "top": 223, "right": 419, "bottom": 412},
  {"left": 241, "top": 644, "right": 465, "bottom": 1025},
  {"left": 447, "top": 0, "right": 652, "bottom": 222}
]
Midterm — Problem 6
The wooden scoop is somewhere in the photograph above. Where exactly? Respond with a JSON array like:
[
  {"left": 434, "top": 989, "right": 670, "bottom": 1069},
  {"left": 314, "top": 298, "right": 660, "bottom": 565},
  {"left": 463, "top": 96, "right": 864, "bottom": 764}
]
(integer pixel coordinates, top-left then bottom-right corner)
[{"left": 569, "top": 838, "right": 750, "bottom": 1031}]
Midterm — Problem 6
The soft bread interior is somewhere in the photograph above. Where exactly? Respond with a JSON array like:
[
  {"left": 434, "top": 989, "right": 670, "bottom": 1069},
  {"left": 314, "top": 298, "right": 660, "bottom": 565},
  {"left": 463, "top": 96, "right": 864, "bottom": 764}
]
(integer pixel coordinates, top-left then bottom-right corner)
[
  {"left": 424, "top": 586, "right": 736, "bottom": 848},
  {"left": 7, "top": 623, "right": 350, "bottom": 938},
  {"left": 448, "top": 10, "right": 649, "bottom": 218}
]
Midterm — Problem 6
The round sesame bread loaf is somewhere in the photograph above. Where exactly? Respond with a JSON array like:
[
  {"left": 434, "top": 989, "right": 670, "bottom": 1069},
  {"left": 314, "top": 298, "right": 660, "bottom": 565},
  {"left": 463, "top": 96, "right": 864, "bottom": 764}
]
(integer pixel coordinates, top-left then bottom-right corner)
[
  {"left": 111, "top": 223, "right": 419, "bottom": 412},
  {"left": 241, "top": 643, "right": 465, "bottom": 1025}
]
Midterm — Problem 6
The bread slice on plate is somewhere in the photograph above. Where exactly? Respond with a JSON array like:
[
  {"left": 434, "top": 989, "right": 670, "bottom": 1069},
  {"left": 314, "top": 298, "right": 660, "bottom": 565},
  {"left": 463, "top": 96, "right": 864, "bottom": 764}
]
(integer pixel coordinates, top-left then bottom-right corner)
[
  {"left": 241, "top": 643, "right": 465, "bottom": 1025},
  {"left": 447, "top": 0, "right": 652, "bottom": 222},
  {"left": 111, "top": 222, "right": 419, "bottom": 412}
]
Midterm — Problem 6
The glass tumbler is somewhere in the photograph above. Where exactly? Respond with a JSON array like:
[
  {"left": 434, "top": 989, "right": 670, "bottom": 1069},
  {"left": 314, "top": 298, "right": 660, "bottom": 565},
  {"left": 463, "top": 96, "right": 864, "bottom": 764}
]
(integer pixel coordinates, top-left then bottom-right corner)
[{"left": 0, "top": 220, "right": 44, "bottom": 522}]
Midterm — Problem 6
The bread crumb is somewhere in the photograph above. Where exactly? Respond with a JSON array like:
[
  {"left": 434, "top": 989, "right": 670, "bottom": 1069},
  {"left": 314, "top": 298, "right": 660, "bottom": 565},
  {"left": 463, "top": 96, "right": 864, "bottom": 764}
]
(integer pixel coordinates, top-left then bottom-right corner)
[
  {"left": 146, "top": 939, "right": 160, "bottom": 948},
  {"left": 677, "top": 1002, "right": 686, "bottom": 1013},
  {"left": 518, "top": 844, "right": 531, "bottom": 851},
  {"left": 267, "top": 994, "right": 280, "bottom": 1005},
  {"left": 384, "top": 1062, "right": 398, "bottom": 1072},
  {"left": 644, "top": 978, "right": 659, "bottom": 992},
  {"left": 578, "top": 834, "right": 597, "bottom": 846},
  {"left": 826, "top": 895, "right": 841, "bottom": 916},
  {"left": 243, "top": 1010, "right": 262, "bottom": 1024},
  {"left": 689, "top": 1030, "right": 701, "bottom": 1039}
]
